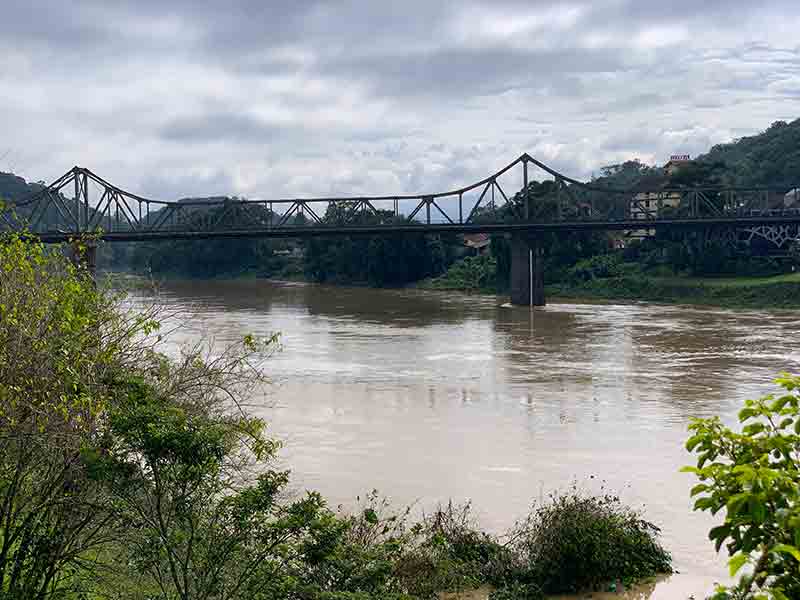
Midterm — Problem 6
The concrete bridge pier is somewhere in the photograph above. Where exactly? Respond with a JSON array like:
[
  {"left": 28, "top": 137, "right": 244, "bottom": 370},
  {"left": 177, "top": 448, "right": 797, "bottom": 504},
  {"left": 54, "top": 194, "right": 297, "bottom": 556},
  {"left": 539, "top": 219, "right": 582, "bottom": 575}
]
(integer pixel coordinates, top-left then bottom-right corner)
[
  {"left": 510, "top": 234, "right": 545, "bottom": 306},
  {"left": 68, "top": 240, "right": 97, "bottom": 278}
]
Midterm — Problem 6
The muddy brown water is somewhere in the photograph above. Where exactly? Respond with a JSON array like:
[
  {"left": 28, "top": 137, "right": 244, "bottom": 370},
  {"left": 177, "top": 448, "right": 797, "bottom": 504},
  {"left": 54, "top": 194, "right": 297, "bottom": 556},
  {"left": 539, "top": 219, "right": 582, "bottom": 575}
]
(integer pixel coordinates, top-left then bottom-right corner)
[{"left": 130, "top": 279, "right": 800, "bottom": 599}]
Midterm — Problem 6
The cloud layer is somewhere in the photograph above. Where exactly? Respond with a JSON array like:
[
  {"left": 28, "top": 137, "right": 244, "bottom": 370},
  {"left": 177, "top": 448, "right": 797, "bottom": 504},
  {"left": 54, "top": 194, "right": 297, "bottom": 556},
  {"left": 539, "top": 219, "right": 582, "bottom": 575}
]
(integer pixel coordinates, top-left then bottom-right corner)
[{"left": 1, "top": 0, "right": 798, "bottom": 200}]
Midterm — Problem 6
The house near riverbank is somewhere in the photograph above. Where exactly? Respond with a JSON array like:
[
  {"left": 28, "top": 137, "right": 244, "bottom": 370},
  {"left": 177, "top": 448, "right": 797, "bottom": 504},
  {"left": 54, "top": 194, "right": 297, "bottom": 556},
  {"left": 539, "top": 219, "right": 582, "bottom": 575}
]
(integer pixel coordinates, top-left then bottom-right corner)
[
  {"left": 463, "top": 233, "right": 490, "bottom": 255},
  {"left": 627, "top": 155, "right": 691, "bottom": 238}
]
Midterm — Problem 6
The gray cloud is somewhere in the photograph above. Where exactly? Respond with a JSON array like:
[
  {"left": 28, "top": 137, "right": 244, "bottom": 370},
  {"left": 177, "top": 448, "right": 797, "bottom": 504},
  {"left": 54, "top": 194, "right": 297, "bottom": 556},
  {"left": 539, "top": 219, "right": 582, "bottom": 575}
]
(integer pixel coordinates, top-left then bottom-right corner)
[
  {"left": 160, "top": 114, "right": 288, "bottom": 143},
  {"left": 0, "top": 0, "right": 798, "bottom": 199}
]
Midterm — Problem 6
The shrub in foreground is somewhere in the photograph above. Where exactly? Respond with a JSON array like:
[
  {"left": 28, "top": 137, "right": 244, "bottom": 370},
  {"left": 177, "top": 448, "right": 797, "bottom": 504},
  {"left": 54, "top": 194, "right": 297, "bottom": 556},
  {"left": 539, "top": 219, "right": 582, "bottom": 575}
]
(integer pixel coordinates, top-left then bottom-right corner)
[
  {"left": 684, "top": 374, "right": 800, "bottom": 600},
  {"left": 504, "top": 486, "right": 672, "bottom": 595},
  {"left": 297, "top": 489, "right": 672, "bottom": 600}
]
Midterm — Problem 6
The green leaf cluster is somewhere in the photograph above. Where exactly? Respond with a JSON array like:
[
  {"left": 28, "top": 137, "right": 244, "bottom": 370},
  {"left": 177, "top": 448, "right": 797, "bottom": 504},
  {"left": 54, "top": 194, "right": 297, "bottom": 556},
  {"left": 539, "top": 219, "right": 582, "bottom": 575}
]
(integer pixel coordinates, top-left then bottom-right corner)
[{"left": 683, "top": 374, "right": 800, "bottom": 599}]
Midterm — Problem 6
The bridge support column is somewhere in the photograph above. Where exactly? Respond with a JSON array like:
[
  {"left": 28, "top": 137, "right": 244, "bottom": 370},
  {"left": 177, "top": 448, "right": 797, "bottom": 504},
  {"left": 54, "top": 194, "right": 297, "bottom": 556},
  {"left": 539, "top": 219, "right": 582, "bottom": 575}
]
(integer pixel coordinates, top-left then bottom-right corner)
[
  {"left": 510, "top": 234, "right": 545, "bottom": 306},
  {"left": 68, "top": 240, "right": 97, "bottom": 278}
]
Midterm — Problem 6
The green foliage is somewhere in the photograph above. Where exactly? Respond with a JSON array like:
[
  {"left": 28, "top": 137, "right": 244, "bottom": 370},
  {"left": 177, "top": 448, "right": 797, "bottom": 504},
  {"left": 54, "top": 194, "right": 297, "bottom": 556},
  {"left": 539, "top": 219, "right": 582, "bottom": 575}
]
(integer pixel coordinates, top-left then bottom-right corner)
[
  {"left": 568, "top": 253, "right": 623, "bottom": 282},
  {"left": 0, "top": 231, "right": 156, "bottom": 599},
  {"left": 304, "top": 207, "right": 455, "bottom": 287},
  {"left": 684, "top": 374, "right": 800, "bottom": 600},
  {"left": 548, "top": 272, "right": 800, "bottom": 309},
  {"left": 420, "top": 254, "right": 497, "bottom": 292},
  {"left": 125, "top": 202, "right": 304, "bottom": 277},
  {"left": 284, "top": 491, "right": 420, "bottom": 599},
  {"left": 505, "top": 486, "right": 672, "bottom": 595},
  {"left": 699, "top": 119, "right": 800, "bottom": 188},
  {"left": 408, "top": 502, "right": 516, "bottom": 597},
  {"left": 280, "top": 495, "right": 513, "bottom": 600},
  {"left": 90, "top": 376, "right": 326, "bottom": 600}
]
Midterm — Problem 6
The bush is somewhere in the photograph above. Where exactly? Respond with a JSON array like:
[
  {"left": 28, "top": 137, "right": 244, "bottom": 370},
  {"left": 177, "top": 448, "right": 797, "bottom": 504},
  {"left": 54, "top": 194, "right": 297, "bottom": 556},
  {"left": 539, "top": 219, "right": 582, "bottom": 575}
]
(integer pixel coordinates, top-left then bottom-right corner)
[
  {"left": 291, "top": 498, "right": 520, "bottom": 600},
  {"left": 289, "top": 492, "right": 418, "bottom": 599},
  {"left": 568, "top": 254, "right": 623, "bottom": 282},
  {"left": 421, "top": 254, "right": 497, "bottom": 292},
  {"left": 505, "top": 486, "right": 672, "bottom": 594},
  {"left": 684, "top": 374, "right": 800, "bottom": 600},
  {"left": 405, "top": 502, "right": 517, "bottom": 598}
]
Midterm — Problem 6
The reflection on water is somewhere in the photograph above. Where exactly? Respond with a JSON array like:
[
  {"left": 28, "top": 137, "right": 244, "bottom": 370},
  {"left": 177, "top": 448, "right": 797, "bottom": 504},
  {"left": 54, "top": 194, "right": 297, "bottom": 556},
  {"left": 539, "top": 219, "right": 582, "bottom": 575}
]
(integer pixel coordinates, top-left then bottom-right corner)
[{"left": 131, "top": 279, "right": 800, "bottom": 599}]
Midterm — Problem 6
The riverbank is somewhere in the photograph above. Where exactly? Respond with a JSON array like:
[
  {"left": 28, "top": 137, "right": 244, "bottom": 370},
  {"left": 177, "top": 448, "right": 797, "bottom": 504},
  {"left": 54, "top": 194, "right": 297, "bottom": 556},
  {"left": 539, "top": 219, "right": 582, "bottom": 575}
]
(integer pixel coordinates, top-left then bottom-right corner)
[
  {"left": 545, "top": 272, "right": 800, "bottom": 309},
  {"left": 416, "top": 255, "right": 800, "bottom": 308}
]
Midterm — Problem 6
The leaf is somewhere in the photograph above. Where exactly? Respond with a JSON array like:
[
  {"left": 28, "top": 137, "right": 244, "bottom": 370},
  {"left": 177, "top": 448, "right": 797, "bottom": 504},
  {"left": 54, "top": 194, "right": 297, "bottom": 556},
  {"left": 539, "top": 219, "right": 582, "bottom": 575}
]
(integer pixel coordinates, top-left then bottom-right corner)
[
  {"left": 739, "top": 407, "right": 757, "bottom": 421},
  {"left": 363, "top": 508, "right": 379, "bottom": 525},
  {"left": 742, "top": 423, "right": 765, "bottom": 436},
  {"left": 773, "top": 544, "right": 800, "bottom": 563},
  {"left": 708, "top": 525, "right": 730, "bottom": 552},
  {"left": 729, "top": 553, "right": 748, "bottom": 577},
  {"left": 726, "top": 493, "right": 749, "bottom": 516},
  {"left": 686, "top": 434, "right": 705, "bottom": 451}
]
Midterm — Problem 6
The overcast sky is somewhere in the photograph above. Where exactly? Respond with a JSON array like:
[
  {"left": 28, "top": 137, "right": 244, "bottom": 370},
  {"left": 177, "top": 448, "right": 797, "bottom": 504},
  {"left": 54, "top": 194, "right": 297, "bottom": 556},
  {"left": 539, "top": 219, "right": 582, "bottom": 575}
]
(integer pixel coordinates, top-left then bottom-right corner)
[{"left": 1, "top": 0, "right": 798, "bottom": 200}]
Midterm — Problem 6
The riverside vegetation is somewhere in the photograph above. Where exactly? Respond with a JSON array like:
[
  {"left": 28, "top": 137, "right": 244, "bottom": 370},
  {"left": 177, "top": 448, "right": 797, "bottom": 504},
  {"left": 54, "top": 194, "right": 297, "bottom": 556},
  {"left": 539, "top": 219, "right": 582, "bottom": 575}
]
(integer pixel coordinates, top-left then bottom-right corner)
[
  {"left": 2, "top": 232, "right": 800, "bottom": 599},
  {"left": 422, "top": 251, "right": 800, "bottom": 309}
]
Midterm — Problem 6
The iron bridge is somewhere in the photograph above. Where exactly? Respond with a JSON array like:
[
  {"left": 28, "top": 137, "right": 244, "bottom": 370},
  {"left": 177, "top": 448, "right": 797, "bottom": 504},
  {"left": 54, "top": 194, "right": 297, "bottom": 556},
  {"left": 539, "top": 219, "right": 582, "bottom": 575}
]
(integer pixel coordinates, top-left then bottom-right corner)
[{"left": 3, "top": 154, "right": 800, "bottom": 247}]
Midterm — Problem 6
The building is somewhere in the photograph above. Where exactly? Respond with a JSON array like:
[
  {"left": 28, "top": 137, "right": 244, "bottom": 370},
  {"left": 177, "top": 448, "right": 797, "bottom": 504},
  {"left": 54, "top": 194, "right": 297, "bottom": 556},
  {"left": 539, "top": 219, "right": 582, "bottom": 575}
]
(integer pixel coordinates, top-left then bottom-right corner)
[
  {"left": 664, "top": 154, "right": 691, "bottom": 176},
  {"left": 628, "top": 155, "right": 690, "bottom": 238},
  {"left": 462, "top": 233, "right": 491, "bottom": 254}
]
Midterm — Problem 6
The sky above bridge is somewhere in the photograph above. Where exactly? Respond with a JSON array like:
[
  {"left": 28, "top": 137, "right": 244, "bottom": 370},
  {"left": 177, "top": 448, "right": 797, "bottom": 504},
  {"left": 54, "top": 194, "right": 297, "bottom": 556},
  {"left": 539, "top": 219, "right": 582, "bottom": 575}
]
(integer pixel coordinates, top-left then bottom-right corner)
[{"left": 1, "top": 0, "right": 798, "bottom": 201}]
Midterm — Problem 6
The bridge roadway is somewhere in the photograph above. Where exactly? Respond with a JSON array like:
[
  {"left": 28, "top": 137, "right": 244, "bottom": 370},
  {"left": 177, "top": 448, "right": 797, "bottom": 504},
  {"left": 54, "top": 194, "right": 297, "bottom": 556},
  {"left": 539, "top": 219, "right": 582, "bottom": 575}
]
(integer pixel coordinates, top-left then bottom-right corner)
[{"left": 30, "top": 215, "right": 800, "bottom": 243}]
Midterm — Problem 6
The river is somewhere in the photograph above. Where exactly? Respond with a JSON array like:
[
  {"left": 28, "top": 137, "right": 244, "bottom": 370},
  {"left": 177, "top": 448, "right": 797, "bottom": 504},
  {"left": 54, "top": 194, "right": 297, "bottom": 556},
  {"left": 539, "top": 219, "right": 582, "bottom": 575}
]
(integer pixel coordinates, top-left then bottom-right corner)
[{"left": 132, "top": 278, "right": 800, "bottom": 599}]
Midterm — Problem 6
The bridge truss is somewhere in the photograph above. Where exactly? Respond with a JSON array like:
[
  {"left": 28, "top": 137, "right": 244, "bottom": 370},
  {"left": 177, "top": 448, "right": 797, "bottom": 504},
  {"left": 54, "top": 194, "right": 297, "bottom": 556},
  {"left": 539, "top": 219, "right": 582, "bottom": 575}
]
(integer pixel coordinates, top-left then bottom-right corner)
[{"left": 2, "top": 154, "right": 800, "bottom": 248}]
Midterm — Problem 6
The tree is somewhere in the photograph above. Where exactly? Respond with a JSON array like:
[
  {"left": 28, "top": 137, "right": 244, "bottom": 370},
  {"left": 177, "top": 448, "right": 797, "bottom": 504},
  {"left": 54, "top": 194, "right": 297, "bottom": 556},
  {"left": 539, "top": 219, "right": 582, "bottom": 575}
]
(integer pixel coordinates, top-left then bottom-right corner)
[
  {"left": 0, "top": 231, "right": 322, "bottom": 599},
  {"left": 303, "top": 205, "right": 455, "bottom": 287},
  {"left": 0, "top": 232, "right": 158, "bottom": 598},
  {"left": 90, "top": 374, "right": 325, "bottom": 600},
  {"left": 683, "top": 374, "right": 800, "bottom": 599}
]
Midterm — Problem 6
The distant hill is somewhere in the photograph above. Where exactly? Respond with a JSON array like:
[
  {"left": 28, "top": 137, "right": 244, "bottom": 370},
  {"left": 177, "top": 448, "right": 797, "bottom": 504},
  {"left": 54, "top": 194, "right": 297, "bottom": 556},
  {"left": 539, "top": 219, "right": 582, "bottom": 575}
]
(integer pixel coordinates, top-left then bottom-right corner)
[
  {"left": 592, "top": 118, "right": 800, "bottom": 191},
  {"left": 0, "top": 172, "right": 46, "bottom": 203},
  {"left": 695, "top": 119, "right": 800, "bottom": 188},
  {"left": 0, "top": 172, "right": 72, "bottom": 232}
]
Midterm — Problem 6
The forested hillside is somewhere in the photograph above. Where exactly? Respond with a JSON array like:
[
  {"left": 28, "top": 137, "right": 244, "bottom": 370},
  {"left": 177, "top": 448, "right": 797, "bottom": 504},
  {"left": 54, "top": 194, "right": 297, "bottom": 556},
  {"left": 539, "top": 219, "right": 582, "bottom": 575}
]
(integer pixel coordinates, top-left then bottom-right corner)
[
  {"left": 0, "top": 171, "right": 45, "bottom": 201},
  {"left": 698, "top": 119, "right": 800, "bottom": 187}
]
